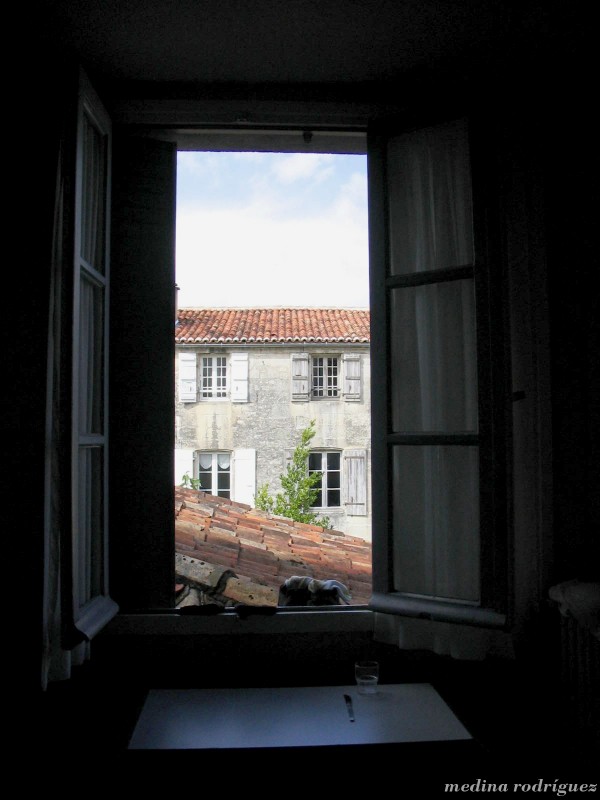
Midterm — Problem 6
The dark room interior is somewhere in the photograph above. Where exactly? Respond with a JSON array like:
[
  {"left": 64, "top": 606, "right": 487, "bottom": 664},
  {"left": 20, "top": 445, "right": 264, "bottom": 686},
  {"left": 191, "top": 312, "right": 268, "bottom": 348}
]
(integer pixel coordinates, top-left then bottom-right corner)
[{"left": 15, "top": 1, "right": 597, "bottom": 789}]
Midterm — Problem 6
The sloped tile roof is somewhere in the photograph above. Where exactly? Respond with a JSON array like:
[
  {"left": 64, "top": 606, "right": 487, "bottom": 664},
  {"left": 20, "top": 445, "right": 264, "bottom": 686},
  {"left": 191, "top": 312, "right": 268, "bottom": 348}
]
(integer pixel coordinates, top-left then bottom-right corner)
[
  {"left": 175, "top": 308, "right": 370, "bottom": 344},
  {"left": 175, "top": 487, "right": 372, "bottom": 607}
]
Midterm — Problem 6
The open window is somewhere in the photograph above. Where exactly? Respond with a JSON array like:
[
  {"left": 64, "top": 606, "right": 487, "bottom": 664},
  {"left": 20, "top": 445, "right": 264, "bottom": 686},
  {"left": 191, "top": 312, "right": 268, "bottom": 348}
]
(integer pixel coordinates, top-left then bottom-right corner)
[{"left": 48, "top": 64, "right": 511, "bottom": 635}]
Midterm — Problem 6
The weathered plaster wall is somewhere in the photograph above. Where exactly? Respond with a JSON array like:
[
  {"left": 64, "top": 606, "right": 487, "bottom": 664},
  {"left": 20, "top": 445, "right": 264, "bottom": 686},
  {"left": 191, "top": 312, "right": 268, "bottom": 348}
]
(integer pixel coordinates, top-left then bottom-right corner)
[{"left": 175, "top": 344, "right": 371, "bottom": 539}]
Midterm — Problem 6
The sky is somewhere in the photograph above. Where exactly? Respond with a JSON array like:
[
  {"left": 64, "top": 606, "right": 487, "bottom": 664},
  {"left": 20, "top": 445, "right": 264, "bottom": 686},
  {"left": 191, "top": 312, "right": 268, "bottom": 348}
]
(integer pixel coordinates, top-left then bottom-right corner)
[{"left": 176, "top": 151, "right": 369, "bottom": 309}]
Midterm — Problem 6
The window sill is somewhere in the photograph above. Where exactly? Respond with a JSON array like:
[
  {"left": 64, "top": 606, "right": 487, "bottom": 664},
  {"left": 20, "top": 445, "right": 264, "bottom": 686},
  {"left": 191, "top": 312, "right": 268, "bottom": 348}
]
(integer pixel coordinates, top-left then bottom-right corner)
[{"left": 104, "top": 606, "right": 374, "bottom": 636}]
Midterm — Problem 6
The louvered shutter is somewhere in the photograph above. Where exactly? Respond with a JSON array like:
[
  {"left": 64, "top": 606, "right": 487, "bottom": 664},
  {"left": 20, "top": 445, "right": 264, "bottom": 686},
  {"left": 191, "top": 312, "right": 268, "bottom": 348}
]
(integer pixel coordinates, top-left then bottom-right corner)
[
  {"left": 231, "top": 352, "right": 249, "bottom": 402},
  {"left": 291, "top": 353, "right": 310, "bottom": 401},
  {"left": 343, "top": 449, "right": 367, "bottom": 515},
  {"left": 178, "top": 352, "right": 197, "bottom": 402},
  {"left": 343, "top": 353, "right": 362, "bottom": 400}
]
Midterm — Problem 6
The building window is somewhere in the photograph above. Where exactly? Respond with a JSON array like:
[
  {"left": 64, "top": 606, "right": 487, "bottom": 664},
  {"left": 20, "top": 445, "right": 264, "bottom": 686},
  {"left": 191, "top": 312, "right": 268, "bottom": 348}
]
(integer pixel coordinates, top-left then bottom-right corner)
[
  {"left": 309, "top": 451, "right": 341, "bottom": 508},
  {"left": 312, "top": 357, "right": 339, "bottom": 398},
  {"left": 201, "top": 355, "right": 227, "bottom": 398},
  {"left": 197, "top": 452, "right": 231, "bottom": 498}
]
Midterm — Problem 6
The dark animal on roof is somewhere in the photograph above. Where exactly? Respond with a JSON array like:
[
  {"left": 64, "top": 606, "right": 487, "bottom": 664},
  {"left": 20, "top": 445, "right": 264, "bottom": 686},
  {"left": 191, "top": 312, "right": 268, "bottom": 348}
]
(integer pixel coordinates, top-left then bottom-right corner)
[{"left": 278, "top": 576, "right": 351, "bottom": 606}]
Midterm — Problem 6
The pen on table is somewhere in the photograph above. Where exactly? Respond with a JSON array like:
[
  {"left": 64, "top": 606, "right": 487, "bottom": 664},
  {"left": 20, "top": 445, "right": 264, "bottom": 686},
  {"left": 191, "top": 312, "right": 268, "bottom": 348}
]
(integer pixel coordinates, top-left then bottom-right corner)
[{"left": 344, "top": 693, "right": 355, "bottom": 722}]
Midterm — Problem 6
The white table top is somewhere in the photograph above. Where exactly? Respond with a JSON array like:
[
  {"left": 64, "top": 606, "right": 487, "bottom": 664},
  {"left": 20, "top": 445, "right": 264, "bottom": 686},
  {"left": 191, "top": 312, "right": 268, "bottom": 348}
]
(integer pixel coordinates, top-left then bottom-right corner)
[{"left": 128, "top": 683, "right": 472, "bottom": 750}]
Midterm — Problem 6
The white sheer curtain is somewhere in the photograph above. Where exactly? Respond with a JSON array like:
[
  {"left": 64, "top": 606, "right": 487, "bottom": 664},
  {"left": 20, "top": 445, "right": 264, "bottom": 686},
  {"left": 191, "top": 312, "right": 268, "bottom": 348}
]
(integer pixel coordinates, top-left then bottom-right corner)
[{"left": 387, "top": 119, "right": 480, "bottom": 605}]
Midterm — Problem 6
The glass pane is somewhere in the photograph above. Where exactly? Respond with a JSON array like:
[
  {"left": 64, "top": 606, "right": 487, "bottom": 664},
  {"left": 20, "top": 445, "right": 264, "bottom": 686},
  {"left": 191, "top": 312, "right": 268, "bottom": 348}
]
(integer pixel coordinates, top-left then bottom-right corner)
[
  {"left": 81, "top": 111, "right": 107, "bottom": 273},
  {"left": 328, "top": 452, "right": 341, "bottom": 470},
  {"left": 392, "top": 445, "right": 479, "bottom": 602},
  {"left": 387, "top": 118, "right": 474, "bottom": 275},
  {"left": 199, "top": 471, "right": 212, "bottom": 491},
  {"left": 218, "top": 472, "right": 230, "bottom": 491},
  {"left": 327, "top": 489, "right": 341, "bottom": 507},
  {"left": 79, "top": 277, "right": 104, "bottom": 435},
  {"left": 199, "top": 453, "right": 212, "bottom": 470},
  {"left": 308, "top": 453, "right": 322, "bottom": 471},
  {"left": 217, "top": 453, "right": 230, "bottom": 470},
  {"left": 328, "top": 470, "right": 340, "bottom": 489},
  {"left": 312, "top": 490, "right": 323, "bottom": 507},
  {"left": 390, "top": 280, "right": 478, "bottom": 433},
  {"left": 78, "top": 445, "right": 104, "bottom": 606}
]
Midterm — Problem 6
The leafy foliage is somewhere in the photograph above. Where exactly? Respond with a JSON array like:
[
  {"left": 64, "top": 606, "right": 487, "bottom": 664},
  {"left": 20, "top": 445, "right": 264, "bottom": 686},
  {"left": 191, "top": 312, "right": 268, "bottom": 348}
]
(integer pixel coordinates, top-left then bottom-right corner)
[
  {"left": 180, "top": 472, "right": 202, "bottom": 490},
  {"left": 255, "top": 420, "right": 331, "bottom": 528}
]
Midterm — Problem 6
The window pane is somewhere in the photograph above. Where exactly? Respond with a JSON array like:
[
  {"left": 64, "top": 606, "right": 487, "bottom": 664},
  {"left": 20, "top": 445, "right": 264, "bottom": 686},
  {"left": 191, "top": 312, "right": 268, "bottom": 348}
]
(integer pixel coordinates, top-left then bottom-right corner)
[
  {"left": 78, "top": 445, "right": 104, "bottom": 606},
  {"left": 387, "top": 118, "right": 474, "bottom": 275},
  {"left": 217, "top": 453, "right": 230, "bottom": 470},
  {"left": 81, "top": 111, "right": 107, "bottom": 273},
  {"left": 218, "top": 472, "right": 230, "bottom": 492},
  {"left": 327, "top": 452, "right": 341, "bottom": 470},
  {"left": 199, "top": 471, "right": 212, "bottom": 491},
  {"left": 199, "top": 453, "right": 212, "bottom": 470},
  {"left": 390, "top": 280, "right": 478, "bottom": 433},
  {"left": 328, "top": 469, "right": 341, "bottom": 489},
  {"left": 79, "top": 277, "right": 104, "bottom": 434},
  {"left": 392, "top": 445, "right": 479, "bottom": 602},
  {"left": 327, "top": 489, "right": 341, "bottom": 507},
  {"left": 308, "top": 453, "right": 322, "bottom": 471}
]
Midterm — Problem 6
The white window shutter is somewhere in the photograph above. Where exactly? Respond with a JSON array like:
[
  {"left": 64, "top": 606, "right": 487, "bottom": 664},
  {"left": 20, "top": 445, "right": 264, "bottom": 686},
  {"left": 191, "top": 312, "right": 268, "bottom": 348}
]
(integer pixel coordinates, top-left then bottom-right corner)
[
  {"left": 343, "top": 449, "right": 367, "bottom": 515},
  {"left": 291, "top": 353, "right": 309, "bottom": 401},
  {"left": 174, "top": 449, "right": 195, "bottom": 485},
  {"left": 233, "top": 448, "right": 256, "bottom": 506},
  {"left": 231, "top": 352, "right": 249, "bottom": 402},
  {"left": 343, "top": 353, "right": 362, "bottom": 401},
  {"left": 178, "top": 352, "right": 197, "bottom": 402}
]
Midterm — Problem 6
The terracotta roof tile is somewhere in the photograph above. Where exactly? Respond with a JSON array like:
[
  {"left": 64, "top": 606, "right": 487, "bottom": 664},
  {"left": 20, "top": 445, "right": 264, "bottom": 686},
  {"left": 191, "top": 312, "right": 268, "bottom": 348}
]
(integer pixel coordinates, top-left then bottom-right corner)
[
  {"left": 176, "top": 308, "right": 370, "bottom": 344},
  {"left": 174, "top": 488, "right": 372, "bottom": 606}
]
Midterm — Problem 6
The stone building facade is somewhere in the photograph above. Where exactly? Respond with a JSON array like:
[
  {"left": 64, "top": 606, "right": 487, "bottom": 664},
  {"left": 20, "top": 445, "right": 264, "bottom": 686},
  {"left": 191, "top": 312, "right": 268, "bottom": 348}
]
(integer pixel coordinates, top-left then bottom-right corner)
[{"left": 175, "top": 308, "right": 371, "bottom": 540}]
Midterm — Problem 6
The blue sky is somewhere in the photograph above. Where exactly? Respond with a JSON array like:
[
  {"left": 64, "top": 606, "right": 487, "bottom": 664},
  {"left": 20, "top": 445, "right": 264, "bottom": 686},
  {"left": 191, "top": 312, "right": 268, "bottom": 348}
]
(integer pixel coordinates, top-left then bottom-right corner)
[{"left": 176, "top": 151, "right": 369, "bottom": 308}]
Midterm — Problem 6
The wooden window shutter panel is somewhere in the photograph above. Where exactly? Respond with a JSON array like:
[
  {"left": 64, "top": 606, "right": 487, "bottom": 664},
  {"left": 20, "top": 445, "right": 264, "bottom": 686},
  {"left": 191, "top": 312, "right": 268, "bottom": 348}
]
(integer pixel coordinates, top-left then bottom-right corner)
[
  {"left": 291, "top": 352, "right": 309, "bottom": 401},
  {"left": 178, "top": 352, "right": 197, "bottom": 402},
  {"left": 343, "top": 353, "right": 362, "bottom": 400},
  {"left": 343, "top": 449, "right": 367, "bottom": 515},
  {"left": 231, "top": 352, "right": 249, "bottom": 402},
  {"left": 233, "top": 448, "right": 256, "bottom": 505}
]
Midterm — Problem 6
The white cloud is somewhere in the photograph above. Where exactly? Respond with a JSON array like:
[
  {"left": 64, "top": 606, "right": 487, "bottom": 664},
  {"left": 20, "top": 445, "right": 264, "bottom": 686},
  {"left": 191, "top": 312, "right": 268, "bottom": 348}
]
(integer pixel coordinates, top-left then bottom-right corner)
[
  {"left": 270, "top": 153, "right": 336, "bottom": 185},
  {"left": 175, "top": 153, "right": 369, "bottom": 309},
  {"left": 176, "top": 202, "right": 369, "bottom": 308}
]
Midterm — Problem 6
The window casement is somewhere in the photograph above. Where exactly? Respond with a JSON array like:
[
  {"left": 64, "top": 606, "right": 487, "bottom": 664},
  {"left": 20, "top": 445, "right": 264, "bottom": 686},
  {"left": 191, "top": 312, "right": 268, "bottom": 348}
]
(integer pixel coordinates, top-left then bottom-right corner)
[
  {"left": 311, "top": 356, "right": 339, "bottom": 398},
  {"left": 309, "top": 451, "right": 342, "bottom": 508},
  {"left": 196, "top": 452, "right": 231, "bottom": 498},
  {"left": 67, "top": 69, "right": 119, "bottom": 643},
  {"left": 201, "top": 355, "right": 227, "bottom": 398},
  {"left": 368, "top": 115, "right": 508, "bottom": 628}
]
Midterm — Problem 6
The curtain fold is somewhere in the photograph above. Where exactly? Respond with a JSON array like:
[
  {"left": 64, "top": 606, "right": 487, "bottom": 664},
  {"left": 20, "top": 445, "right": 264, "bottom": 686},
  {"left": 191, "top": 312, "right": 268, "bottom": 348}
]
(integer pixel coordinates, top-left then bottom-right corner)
[{"left": 374, "top": 612, "right": 514, "bottom": 661}]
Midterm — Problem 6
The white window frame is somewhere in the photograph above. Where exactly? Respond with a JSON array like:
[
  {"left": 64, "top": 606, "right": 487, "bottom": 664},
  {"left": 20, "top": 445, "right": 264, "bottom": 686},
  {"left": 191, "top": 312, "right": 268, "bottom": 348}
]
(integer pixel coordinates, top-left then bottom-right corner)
[
  {"left": 195, "top": 451, "right": 232, "bottom": 498},
  {"left": 311, "top": 355, "right": 340, "bottom": 399},
  {"left": 200, "top": 354, "right": 228, "bottom": 399},
  {"left": 309, "top": 450, "right": 342, "bottom": 509}
]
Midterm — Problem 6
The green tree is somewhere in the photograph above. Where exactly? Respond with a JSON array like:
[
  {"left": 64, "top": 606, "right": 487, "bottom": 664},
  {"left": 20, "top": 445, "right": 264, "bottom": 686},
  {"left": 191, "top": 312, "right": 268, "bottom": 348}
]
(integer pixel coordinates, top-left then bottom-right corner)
[{"left": 255, "top": 420, "right": 331, "bottom": 528}]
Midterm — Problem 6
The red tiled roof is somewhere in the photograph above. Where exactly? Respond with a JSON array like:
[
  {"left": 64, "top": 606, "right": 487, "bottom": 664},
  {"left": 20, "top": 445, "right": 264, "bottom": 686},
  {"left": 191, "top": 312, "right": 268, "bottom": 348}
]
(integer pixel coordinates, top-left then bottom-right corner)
[
  {"left": 175, "top": 488, "right": 372, "bottom": 607},
  {"left": 175, "top": 308, "right": 370, "bottom": 344}
]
